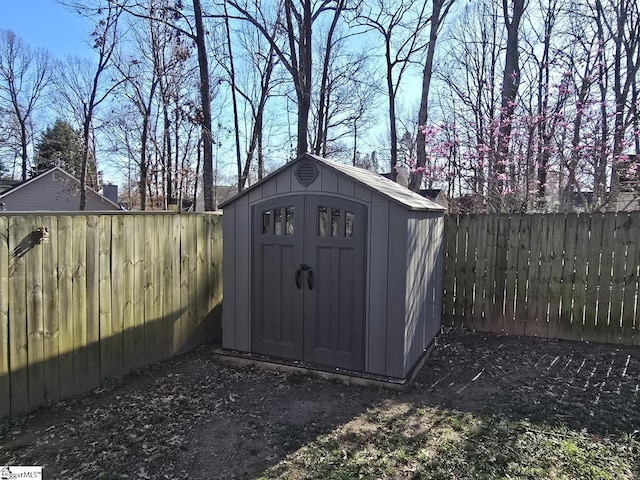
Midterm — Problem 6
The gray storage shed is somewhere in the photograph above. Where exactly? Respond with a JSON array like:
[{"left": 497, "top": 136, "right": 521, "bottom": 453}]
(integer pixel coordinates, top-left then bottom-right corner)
[{"left": 221, "top": 153, "right": 445, "bottom": 380}]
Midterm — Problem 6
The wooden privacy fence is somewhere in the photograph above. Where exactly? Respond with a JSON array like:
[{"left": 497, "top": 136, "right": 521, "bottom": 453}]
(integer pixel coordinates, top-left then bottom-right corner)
[
  {"left": 0, "top": 213, "right": 222, "bottom": 417},
  {"left": 442, "top": 212, "right": 640, "bottom": 346}
]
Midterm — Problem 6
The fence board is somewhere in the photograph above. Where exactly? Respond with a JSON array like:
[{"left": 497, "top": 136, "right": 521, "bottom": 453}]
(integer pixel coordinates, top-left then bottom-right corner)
[
  {"left": 514, "top": 215, "right": 531, "bottom": 336},
  {"left": 504, "top": 215, "right": 520, "bottom": 334},
  {"left": 484, "top": 215, "right": 499, "bottom": 331},
  {"left": 474, "top": 215, "right": 489, "bottom": 331},
  {"left": 493, "top": 215, "right": 509, "bottom": 333},
  {"left": 171, "top": 216, "right": 182, "bottom": 356},
  {"left": 99, "top": 216, "right": 113, "bottom": 379},
  {"left": 8, "top": 216, "right": 29, "bottom": 414},
  {"left": 0, "top": 216, "right": 9, "bottom": 417},
  {"left": 595, "top": 213, "right": 616, "bottom": 344},
  {"left": 212, "top": 215, "right": 223, "bottom": 339},
  {"left": 187, "top": 215, "right": 199, "bottom": 352},
  {"left": 144, "top": 215, "right": 157, "bottom": 366},
  {"left": 584, "top": 213, "right": 603, "bottom": 342},
  {"left": 154, "top": 215, "right": 167, "bottom": 362},
  {"left": 463, "top": 215, "right": 477, "bottom": 328},
  {"left": 547, "top": 214, "right": 566, "bottom": 340},
  {"left": 442, "top": 215, "right": 457, "bottom": 324},
  {"left": 526, "top": 215, "right": 543, "bottom": 337},
  {"left": 196, "top": 216, "right": 207, "bottom": 342},
  {"left": 132, "top": 215, "right": 145, "bottom": 370},
  {"left": 111, "top": 215, "right": 125, "bottom": 377},
  {"left": 204, "top": 215, "right": 214, "bottom": 341},
  {"left": 180, "top": 217, "right": 192, "bottom": 353},
  {"left": 85, "top": 216, "right": 100, "bottom": 391},
  {"left": 622, "top": 212, "right": 640, "bottom": 345},
  {"left": 26, "top": 216, "right": 45, "bottom": 410},
  {"left": 608, "top": 213, "right": 628, "bottom": 344},
  {"left": 559, "top": 214, "right": 578, "bottom": 340},
  {"left": 454, "top": 215, "right": 468, "bottom": 327},
  {"left": 58, "top": 216, "right": 74, "bottom": 399},
  {"left": 572, "top": 214, "right": 590, "bottom": 341},
  {"left": 42, "top": 216, "right": 60, "bottom": 404},
  {"left": 536, "top": 215, "right": 554, "bottom": 339},
  {"left": 72, "top": 216, "right": 88, "bottom": 394},
  {"left": 121, "top": 215, "right": 135, "bottom": 373}
]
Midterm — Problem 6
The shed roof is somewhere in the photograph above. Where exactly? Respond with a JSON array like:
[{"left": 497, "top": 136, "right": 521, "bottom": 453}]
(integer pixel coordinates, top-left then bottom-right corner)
[{"left": 221, "top": 153, "right": 445, "bottom": 211}]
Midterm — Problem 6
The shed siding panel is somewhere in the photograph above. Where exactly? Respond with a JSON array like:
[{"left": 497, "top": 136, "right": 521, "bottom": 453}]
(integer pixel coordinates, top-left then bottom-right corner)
[
  {"left": 404, "top": 213, "right": 444, "bottom": 373},
  {"left": 367, "top": 201, "right": 390, "bottom": 376},
  {"left": 354, "top": 184, "right": 372, "bottom": 204},
  {"left": 248, "top": 185, "right": 263, "bottom": 204},
  {"left": 276, "top": 170, "right": 291, "bottom": 194},
  {"left": 385, "top": 205, "right": 408, "bottom": 378},
  {"left": 261, "top": 177, "right": 277, "bottom": 198},
  {"left": 337, "top": 175, "right": 355, "bottom": 197},
  {"left": 222, "top": 206, "right": 237, "bottom": 349},
  {"left": 235, "top": 203, "right": 251, "bottom": 351},
  {"left": 404, "top": 216, "right": 425, "bottom": 370},
  {"left": 429, "top": 216, "right": 445, "bottom": 342},
  {"left": 320, "top": 168, "right": 339, "bottom": 193}
]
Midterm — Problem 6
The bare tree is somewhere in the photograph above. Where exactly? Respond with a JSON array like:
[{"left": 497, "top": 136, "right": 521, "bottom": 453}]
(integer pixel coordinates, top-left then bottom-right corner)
[
  {"left": 493, "top": 0, "right": 526, "bottom": 209},
  {"left": 309, "top": 32, "right": 379, "bottom": 159},
  {"left": 595, "top": 0, "right": 640, "bottom": 193},
  {"left": 410, "top": 0, "right": 456, "bottom": 191},
  {"left": 232, "top": 16, "right": 284, "bottom": 188},
  {"left": 56, "top": 1, "right": 124, "bottom": 210},
  {"left": 0, "top": 30, "right": 51, "bottom": 180},
  {"left": 357, "top": 0, "right": 430, "bottom": 180},
  {"left": 225, "top": 0, "right": 345, "bottom": 157}
]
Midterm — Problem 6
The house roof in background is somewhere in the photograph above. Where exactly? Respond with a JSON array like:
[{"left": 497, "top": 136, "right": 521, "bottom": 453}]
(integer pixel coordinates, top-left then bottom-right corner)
[
  {"left": 0, "top": 166, "right": 120, "bottom": 210},
  {"left": 0, "top": 178, "right": 20, "bottom": 194}
]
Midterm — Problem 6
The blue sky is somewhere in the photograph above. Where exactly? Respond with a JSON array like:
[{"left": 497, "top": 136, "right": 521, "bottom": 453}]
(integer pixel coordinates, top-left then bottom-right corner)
[{"left": 0, "top": 1, "right": 94, "bottom": 58}]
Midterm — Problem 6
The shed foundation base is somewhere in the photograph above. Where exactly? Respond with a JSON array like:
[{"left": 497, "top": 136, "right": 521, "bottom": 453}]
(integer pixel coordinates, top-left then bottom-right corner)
[{"left": 214, "top": 334, "right": 438, "bottom": 389}]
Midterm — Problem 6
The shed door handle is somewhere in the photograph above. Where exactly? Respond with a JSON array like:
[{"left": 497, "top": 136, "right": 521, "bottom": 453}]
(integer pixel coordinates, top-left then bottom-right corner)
[
  {"left": 295, "top": 269, "right": 302, "bottom": 289},
  {"left": 307, "top": 270, "right": 314, "bottom": 290}
]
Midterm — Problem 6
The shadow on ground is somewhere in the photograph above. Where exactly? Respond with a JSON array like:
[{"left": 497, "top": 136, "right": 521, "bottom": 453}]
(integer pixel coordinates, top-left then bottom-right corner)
[{"left": 1, "top": 330, "right": 639, "bottom": 479}]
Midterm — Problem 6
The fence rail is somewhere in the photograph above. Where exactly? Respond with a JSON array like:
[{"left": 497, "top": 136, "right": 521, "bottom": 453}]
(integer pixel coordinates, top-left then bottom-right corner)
[
  {"left": 442, "top": 212, "right": 640, "bottom": 346},
  {"left": 0, "top": 213, "right": 223, "bottom": 417}
]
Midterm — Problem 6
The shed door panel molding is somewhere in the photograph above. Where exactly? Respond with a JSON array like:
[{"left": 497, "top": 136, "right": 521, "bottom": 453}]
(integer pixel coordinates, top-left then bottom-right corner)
[
  {"left": 252, "top": 195, "right": 366, "bottom": 371},
  {"left": 252, "top": 196, "right": 305, "bottom": 360}
]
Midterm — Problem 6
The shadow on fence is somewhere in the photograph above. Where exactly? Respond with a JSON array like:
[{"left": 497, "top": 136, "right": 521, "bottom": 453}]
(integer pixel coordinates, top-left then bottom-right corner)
[{"left": 0, "top": 213, "right": 223, "bottom": 417}]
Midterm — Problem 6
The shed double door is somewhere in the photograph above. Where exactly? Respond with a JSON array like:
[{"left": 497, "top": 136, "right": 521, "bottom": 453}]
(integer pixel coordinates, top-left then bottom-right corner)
[{"left": 252, "top": 195, "right": 366, "bottom": 371}]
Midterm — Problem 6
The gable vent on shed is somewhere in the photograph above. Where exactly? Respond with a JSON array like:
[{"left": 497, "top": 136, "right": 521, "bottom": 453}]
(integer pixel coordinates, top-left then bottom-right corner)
[{"left": 294, "top": 160, "right": 318, "bottom": 187}]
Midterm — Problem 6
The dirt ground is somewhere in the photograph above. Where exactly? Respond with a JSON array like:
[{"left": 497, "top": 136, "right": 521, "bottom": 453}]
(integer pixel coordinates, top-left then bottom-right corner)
[{"left": 1, "top": 330, "right": 639, "bottom": 479}]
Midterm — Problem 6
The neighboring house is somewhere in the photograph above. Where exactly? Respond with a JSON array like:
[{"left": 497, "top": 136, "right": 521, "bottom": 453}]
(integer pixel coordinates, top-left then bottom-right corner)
[
  {"left": 563, "top": 191, "right": 595, "bottom": 212},
  {"left": 419, "top": 189, "right": 449, "bottom": 210},
  {"left": 0, "top": 167, "right": 120, "bottom": 212},
  {"left": 0, "top": 178, "right": 19, "bottom": 194},
  {"left": 190, "top": 185, "right": 237, "bottom": 212}
]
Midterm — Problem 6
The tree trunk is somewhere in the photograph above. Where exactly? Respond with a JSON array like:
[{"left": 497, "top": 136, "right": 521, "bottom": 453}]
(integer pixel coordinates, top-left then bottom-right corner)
[
  {"left": 223, "top": 0, "right": 244, "bottom": 192},
  {"left": 494, "top": 0, "right": 525, "bottom": 210},
  {"left": 411, "top": 0, "right": 451, "bottom": 192},
  {"left": 193, "top": 0, "right": 214, "bottom": 210}
]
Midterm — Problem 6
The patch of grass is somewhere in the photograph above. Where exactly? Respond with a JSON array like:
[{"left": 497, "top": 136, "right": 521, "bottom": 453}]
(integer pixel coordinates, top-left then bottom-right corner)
[{"left": 259, "top": 407, "right": 640, "bottom": 480}]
